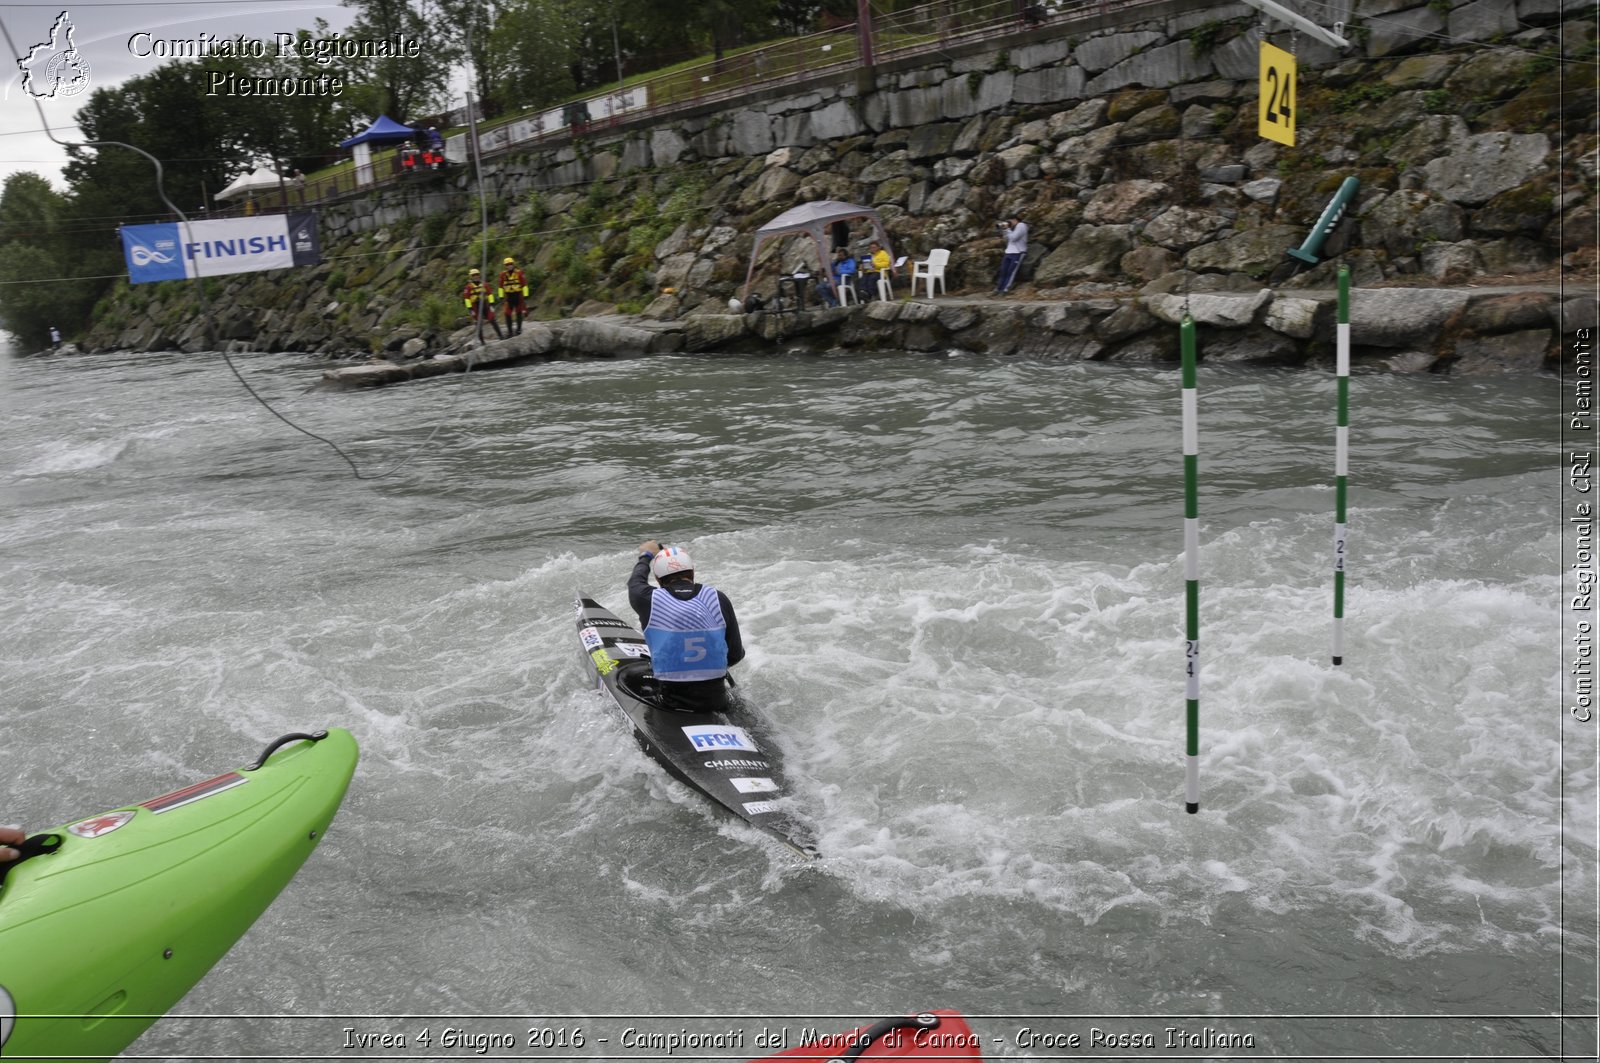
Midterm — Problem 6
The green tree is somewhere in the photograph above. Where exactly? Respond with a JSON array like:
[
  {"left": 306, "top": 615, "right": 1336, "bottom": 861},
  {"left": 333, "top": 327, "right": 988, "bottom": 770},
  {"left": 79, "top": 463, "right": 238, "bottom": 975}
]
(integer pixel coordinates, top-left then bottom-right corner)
[
  {"left": 66, "top": 62, "right": 237, "bottom": 217},
  {"left": 433, "top": 0, "right": 528, "bottom": 119},
  {"left": 222, "top": 24, "right": 365, "bottom": 173},
  {"left": 0, "top": 173, "right": 67, "bottom": 252},
  {"left": 0, "top": 240, "right": 87, "bottom": 349},
  {"left": 338, "top": 0, "right": 456, "bottom": 121},
  {"left": 696, "top": 0, "right": 777, "bottom": 60},
  {"left": 0, "top": 174, "right": 82, "bottom": 348},
  {"left": 497, "top": 0, "right": 581, "bottom": 110}
]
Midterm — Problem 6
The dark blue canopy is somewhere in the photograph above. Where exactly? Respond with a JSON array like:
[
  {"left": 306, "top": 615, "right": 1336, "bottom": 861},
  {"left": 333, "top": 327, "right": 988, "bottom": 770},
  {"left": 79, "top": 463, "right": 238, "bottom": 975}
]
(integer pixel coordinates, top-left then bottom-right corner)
[{"left": 338, "top": 115, "right": 417, "bottom": 148}]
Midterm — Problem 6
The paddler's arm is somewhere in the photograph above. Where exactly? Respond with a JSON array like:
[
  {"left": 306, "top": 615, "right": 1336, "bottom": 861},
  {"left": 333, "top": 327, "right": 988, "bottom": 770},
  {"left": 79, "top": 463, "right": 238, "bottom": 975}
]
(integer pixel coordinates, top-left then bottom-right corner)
[
  {"left": 629, "top": 540, "right": 661, "bottom": 625},
  {"left": 720, "top": 592, "right": 745, "bottom": 668},
  {"left": 0, "top": 825, "right": 25, "bottom": 862}
]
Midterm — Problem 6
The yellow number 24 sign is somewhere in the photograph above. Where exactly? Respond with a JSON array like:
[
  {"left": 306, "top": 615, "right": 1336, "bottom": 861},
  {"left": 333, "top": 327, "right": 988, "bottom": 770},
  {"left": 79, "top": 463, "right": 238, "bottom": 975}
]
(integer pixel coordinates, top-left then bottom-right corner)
[{"left": 1258, "top": 41, "right": 1296, "bottom": 146}]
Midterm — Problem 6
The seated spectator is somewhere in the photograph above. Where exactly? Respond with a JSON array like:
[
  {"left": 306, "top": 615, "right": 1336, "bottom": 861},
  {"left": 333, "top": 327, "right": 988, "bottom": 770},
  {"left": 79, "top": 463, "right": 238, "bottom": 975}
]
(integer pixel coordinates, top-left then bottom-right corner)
[
  {"left": 861, "top": 241, "right": 894, "bottom": 299},
  {"left": 831, "top": 248, "right": 858, "bottom": 302}
]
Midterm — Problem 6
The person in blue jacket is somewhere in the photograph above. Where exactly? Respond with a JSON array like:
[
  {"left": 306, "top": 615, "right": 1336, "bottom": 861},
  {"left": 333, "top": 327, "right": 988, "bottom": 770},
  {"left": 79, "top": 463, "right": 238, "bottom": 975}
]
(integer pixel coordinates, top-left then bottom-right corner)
[
  {"left": 629, "top": 540, "right": 745, "bottom": 712},
  {"left": 830, "top": 247, "right": 859, "bottom": 303}
]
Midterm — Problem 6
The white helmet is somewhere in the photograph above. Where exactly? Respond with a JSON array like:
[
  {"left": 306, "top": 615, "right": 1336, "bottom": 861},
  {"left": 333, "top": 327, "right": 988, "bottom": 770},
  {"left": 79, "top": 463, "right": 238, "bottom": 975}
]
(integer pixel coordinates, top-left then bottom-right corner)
[{"left": 650, "top": 546, "right": 693, "bottom": 580}]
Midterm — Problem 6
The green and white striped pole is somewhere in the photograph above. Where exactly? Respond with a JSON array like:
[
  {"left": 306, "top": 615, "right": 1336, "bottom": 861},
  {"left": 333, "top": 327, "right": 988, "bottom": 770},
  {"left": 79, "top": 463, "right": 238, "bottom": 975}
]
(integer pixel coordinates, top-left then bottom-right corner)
[
  {"left": 1181, "top": 315, "right": 1201, "bottom": 814},
  {"left": 1332, "top": 265, "right": 1350, "bottom": 665}
]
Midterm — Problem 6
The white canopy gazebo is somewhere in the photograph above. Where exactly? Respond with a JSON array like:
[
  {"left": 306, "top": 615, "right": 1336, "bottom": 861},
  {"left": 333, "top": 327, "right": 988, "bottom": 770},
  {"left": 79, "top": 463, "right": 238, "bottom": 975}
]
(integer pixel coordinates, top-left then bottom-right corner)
[
  {"left": 214, "top": 165, "right": 283, "bottom": 202},
  {"left": 740, "top": 200, "right": 895, "bottom": 301}
]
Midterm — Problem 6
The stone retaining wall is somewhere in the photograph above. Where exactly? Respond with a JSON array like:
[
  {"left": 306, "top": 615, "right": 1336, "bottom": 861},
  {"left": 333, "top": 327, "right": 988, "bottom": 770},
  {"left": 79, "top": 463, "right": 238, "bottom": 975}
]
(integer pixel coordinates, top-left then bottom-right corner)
[{"left": 85, "top": 0, "right": 1593, "bottom": 371}]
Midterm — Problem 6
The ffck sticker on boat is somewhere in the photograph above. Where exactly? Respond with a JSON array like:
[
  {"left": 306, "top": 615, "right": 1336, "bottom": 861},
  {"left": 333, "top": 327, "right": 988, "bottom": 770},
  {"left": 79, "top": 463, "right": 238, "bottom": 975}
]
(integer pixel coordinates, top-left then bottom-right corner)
[
  {"left": 67, "top": 809, "right": 136, "bottom": 838},
  {"left": 579, "top": 626, "right": 603, "bottom": 651},
  {"left": 730, "top": 777, "right": 778, "bottom": 793},
  {"left": 139, "top": 772, "right": 248, "bottom": 814},
  {"left": 681, "top": 725, "right": 758, "bottom": 752}
]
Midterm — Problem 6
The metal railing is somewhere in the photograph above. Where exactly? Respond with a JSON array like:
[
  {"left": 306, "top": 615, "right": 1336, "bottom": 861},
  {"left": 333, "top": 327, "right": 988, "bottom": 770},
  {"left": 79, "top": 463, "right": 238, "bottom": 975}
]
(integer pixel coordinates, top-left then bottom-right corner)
[
  {"left": 470, "top": 0, "right": 1159, "bottom": 157},
  {"left": 206, "top": 149, "right": 451, "bottom": 218}
]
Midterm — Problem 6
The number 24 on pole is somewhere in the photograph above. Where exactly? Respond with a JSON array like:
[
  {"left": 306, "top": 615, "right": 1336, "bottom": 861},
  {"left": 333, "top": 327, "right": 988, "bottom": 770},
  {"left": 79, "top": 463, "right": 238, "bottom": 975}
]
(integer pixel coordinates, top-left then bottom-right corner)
[{"left": 1258, "top": 41, "right": 1296, "bottom": 146}]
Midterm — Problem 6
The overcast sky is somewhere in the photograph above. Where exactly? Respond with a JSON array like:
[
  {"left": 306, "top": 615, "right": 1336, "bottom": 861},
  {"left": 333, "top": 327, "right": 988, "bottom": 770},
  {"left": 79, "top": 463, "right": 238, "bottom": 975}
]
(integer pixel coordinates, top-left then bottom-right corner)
[{"left": 0, "top": 1, "right": 361, "bottom": 191}]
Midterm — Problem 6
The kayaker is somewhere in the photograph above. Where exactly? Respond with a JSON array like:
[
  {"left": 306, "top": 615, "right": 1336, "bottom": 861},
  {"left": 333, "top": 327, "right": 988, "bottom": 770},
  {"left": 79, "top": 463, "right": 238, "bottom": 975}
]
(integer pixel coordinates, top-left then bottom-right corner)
[
  {"left": 629, "top": 540, "right": 745, "bottom": 712},
  {"left": 0, "top": 825, "right": 25, "bottom": 862}
]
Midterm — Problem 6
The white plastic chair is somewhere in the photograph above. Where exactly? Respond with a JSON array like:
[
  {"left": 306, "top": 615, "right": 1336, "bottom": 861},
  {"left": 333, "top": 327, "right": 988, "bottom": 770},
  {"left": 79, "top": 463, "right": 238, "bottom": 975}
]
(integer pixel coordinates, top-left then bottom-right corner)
[
  {"left": 911, "top": 249, "right": 949, "bottom": 299},
  {"left": 837, "top": 280, "right": 858, "bottom": 306}
]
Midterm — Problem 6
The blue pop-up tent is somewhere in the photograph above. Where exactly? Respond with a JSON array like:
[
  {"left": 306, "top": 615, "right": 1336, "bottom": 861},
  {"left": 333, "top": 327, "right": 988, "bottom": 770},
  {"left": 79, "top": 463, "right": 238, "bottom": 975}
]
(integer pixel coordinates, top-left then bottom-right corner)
[
  {"left": 339, "top": 115, "right": 418, "bottom": 186},
  {"left": 338, "top": 114, "right": 417, "bottom": 147}
]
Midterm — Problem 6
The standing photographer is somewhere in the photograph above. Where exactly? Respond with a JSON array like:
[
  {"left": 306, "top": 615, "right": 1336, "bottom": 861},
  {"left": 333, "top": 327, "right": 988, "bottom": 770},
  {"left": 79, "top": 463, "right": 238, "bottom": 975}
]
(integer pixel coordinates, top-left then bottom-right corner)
[{"left": 995, "top": 213, "right": 1028, "bottom": 294}]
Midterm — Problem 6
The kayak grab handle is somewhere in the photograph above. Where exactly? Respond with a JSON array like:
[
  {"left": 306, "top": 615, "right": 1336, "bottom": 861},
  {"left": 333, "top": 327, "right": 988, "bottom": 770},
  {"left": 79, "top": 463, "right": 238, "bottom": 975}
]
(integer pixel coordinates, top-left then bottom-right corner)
[
  {"left": 246, "top": 730, "right": 330, "bottom": 772},
  {"left": 0, "top": 832, "right": 63, "bottom": 888},
  {"left": 827, "top": 1013, "right": 942, "bottom": 1062}
]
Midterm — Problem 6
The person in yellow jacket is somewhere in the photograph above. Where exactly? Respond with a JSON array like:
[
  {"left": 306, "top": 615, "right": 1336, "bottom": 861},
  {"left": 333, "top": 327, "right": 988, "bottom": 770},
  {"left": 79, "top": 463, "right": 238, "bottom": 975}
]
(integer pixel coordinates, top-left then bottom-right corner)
[
  {"left": 497, "top": 256, "right": 530, "bottom": 335},
  {"left": 462, "top": 267, "right": 503, "bottom": 340}
]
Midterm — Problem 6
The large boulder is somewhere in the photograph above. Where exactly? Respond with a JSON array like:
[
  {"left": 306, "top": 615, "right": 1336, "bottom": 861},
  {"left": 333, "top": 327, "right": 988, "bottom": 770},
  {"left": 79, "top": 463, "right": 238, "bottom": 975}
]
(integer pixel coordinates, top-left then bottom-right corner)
[
  {"left": 1034, "top": 224, "right": 1135, "bottom": 284},
  {"left": 906, "top": 123, "right": 962, "bottom": 161},
  {"left": 1361, "top": 190, "right": 1466, "bottom": 257},
  {"left": 681, "top": 314, "right": 748, "bottom": 351},
  {"left": 1048, "top": 99, "right": 1107, "bottom": 139},
  {"left": 737, "top": 166, "right": 801, "bottom": 210},
  {"left": 1443, "top": 47, "right": 1533, "bottom": 101},
  {"left": 1459, "top": 291, "right": 1559, "bottom": 334},
  {"left": 1365, "top": 4, "right": 1446, "bottom": 57},
  {"left": 1263, "top": 296, "right": 1332, "bottom": 340},
  {"left": 1083, "top": 180, "right": 1172, "bottom": 224},
  {"left": 1142, "top": 206, "right": 1230, "bottom": 251},
  {"left": 1349, "top": 288, "right": 1471, "bottom": 347},
  {"left": 1184, "top": 224, "right": 1303, "bottom": 276},
  {"left": 1423, "top": 132, "right": 1550, "bottom": 206},
  {"left": 1472, "top": 182, "right": 1557, "bottom": 236},
  {"left": 1448, "top": 330, "right": 1550, "bottom": 374},
  {"left": 553, "top": 318, "right": 659, "bottom": 355},
  {"left": 1143, "top": 289, "right": 1272, "bottom": 328}
]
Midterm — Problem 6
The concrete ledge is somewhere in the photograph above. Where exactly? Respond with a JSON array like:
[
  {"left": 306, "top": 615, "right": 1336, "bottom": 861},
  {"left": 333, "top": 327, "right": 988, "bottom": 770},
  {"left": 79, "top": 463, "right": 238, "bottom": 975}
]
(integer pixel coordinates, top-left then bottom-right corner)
[{"left": 320, "top": 283, "right": 1566, "bottom": 388}]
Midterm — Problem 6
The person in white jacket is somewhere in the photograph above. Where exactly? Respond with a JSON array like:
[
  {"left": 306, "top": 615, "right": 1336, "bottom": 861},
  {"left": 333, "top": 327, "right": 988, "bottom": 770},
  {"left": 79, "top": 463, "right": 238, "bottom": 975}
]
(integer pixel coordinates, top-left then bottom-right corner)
[{"left": 995, "top": 213, "right": 1029, "bottom": 294}]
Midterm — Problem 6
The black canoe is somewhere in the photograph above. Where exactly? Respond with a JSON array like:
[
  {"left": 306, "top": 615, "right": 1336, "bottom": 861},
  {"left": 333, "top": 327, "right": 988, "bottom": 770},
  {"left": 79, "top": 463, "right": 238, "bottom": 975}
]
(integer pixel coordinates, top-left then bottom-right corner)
[{"left": 574, "top": 595, "right": 819, "bottom": 859}]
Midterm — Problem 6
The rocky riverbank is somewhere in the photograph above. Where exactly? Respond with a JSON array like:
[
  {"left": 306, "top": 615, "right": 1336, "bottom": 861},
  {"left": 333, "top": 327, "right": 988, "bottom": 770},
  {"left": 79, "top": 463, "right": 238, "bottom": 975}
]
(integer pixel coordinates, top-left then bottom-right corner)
[
  {"left": 319, "top": 279, "right": 1585, "bottom": 388},
  {"left": 74, "top": 0, "right": 1594, "bottom": 375}
]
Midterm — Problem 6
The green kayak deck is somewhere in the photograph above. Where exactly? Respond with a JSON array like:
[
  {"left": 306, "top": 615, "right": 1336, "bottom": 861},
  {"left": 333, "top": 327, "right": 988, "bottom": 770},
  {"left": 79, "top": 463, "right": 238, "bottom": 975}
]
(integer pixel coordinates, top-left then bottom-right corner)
[{"left": 0, "top": 728, "right": 358, "bottom": 1062}]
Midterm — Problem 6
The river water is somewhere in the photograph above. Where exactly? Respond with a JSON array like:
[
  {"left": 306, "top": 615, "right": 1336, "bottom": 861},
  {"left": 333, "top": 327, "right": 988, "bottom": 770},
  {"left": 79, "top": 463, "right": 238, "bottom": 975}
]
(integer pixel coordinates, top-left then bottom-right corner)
[{"left": 1, "top": 344, "right": 1593, "bottom": 1062}]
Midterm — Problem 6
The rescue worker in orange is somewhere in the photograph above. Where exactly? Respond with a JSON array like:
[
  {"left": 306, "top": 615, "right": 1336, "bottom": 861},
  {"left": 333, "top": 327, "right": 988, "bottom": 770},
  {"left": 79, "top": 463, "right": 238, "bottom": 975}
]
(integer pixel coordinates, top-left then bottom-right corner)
[
  {"left": 497, "top": 256, "right": 530, "bottom": 336},
  {"left": 462, "top": 267, "right": 503, "bottom": 340}
]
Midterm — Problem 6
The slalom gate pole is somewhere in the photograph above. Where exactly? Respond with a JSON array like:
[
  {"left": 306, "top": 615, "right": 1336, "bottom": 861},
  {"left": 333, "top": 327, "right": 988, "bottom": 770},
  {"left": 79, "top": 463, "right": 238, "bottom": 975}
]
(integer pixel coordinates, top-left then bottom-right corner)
[
  {"left": 1181, "top": 315, "right": 1201, "bottom": 814},
  {"left": 1333, "top": 264, "right": 1350, "bottom": 665}
]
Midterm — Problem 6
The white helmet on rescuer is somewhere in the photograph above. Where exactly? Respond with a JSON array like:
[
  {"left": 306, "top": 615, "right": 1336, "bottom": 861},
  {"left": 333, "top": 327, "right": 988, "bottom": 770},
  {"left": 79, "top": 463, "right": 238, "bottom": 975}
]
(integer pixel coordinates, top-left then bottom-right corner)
[{"left": 650, "top": 545, "right": 693, "bottom": 581}]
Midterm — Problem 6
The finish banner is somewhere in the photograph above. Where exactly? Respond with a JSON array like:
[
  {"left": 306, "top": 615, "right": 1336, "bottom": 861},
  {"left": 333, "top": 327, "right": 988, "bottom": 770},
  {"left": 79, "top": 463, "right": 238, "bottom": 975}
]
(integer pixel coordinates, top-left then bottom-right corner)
[{"left": 121, "top": 213, "right": 321, "bottom": 284}]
